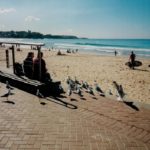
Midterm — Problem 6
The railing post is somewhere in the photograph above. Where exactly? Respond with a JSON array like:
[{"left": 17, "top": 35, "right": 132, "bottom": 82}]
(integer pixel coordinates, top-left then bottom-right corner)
[
  {"left": 12, "top": 45, "right": 15, "bottom": 74},
  {"left": 37, "top": 46, "right": 41, "bottom": 81},
  {"left": 6, "top": 49, "right": 9, "bottom": 68}
]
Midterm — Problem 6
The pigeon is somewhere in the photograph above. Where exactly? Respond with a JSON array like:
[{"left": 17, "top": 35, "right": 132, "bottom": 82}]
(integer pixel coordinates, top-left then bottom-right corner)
[
  {"left": 76, "top": 85, "right": 82, "bottom": 97},
  {"left": 67, "top": 84, "right": 72, "bottom": 96},
  {"left": 74, "top": 76, "right": 80, "bottom": 85},
  {"left": 6, "top": 81, "right": 14, "bottom": 90},
  {"left": 119, "top": 85, "right": 125, "bottom": 98},
  {"left": 81, "top": 81, "right": 89, "bottom": 89},
  {"left": 66, "top": 76, "right": 75, "bottom": 90},
  {"left": 36, "top": 89, "right": 46, "bottom": 105},
  {"left": 87, "top": 86, "right": 94, "bottom": 95},
  {"left": 3, "top": 88, "right": 11, "bottom": 101},
  {"left": 36, "top": 89, "right": 44, "bottom": 98},
  {"left": 1, "top": 81, "right": 14, "bottom": 101},
  {"left": 66, "top": 76, "right": 71, "bottom": 84},
  {"left": 81, "top": 80, "right": 85, "bottom": 88},
  {"left": 84, "top": 82, "right": 89, "bottom": 89},
  {"left": 94, "top": 81, "right": 105, "bottom": 97},
  {"left": 108, "top": 89, "right": 113, "bottom": 95}
]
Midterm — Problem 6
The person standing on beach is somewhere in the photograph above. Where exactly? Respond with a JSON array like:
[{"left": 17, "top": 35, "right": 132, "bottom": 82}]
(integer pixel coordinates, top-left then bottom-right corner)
[
  {"left": 114, "top": 50, "right": 117, "bottom": 56},
  {"left": 129, "top": 51, "right": 136, "bottom": 69}
]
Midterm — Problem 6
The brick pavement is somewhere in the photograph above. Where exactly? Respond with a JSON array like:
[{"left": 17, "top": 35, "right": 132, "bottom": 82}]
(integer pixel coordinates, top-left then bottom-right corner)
[{"left": 0, "top": 83, "right": 150, "bottom": 150}]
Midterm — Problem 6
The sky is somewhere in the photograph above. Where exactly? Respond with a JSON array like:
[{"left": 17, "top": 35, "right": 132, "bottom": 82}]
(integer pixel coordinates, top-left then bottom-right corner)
[{"left": 0, "top": 0, "right": 150, "bottom": 39}]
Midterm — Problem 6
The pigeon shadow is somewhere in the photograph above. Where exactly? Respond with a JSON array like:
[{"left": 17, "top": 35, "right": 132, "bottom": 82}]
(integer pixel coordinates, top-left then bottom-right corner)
[
  {"left": 80, "top": 97, "right": 86, "bottom": 100},
  {"left": 134, "top": 68, "right": 149, "bottom": 72},
  {"left": 1, "top": 92, "right": 15, "bottom": 97},
  {"left": 92, "top": 97, "right": 97, "bottom": 100},
  {"left": 2, "top": 100, "right": 15, "bottom": 105},
  {"left": 70, "top": 98, "right": 78, "bottom": 102},
  {"left": 100, "top": 94, "right": 105, "bottom": 97},
  {"left": 58, "top": 95, "right": 67, "bottom": 98},
  {"left": 40, "top": 102, "right": 47, "bottom": 105},
  {"left": 46, "top": 96, "right": 78, "bottom": 109},
  {"left": 124, "top": 101, "right": 139, "bottom": 111}
]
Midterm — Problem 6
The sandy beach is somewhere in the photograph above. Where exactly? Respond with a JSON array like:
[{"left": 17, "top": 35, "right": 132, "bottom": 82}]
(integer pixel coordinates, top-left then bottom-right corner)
[{"left": 0, "top": 47, "right": 150, "bottom": 104}]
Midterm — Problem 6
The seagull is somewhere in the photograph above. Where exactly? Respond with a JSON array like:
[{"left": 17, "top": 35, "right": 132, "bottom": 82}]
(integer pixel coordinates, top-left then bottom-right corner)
[
  {"left": 36, "top": 89, "right": 46, "bottom": 105},
  {"left": 87, "top": 86, "right": 94, "bottom": 95},
  {"left": 66, "top": 76, "right": 74, "bottom": 89},
  {"left": 1, "top": 81, "right": 14, "bottom": 102},
  {"left": 94, "top": 81, "right": 105, "bottom": 97},
  {"left": 108, "top": 89, "right": 113, "bottom": 95},
  {"left": 66, "top": 76, "right": 71, "bottom": 84},
  {"left": 84, "top": 82, "right": 89, "bottom": 89},
  {"left": 76, "top": 85, "right": 83, "bottom": 97},
  {"left": 59, "top": 85, "right": 65, "bottom": 93},
  {"left": 36, "top": 89, "right": 44, "bottom": 98},
  {"left": 81, "top": 80, "right": 85, "bottom": 88},
  {"left": 66, "top": 83, "right": 73, "bottom": 102},
  {"left": 119, "top": 85, "right": 125, "bottom": 98},
  {"left": 81, "top": 81, "right": 89, "bottom": 89},
  {"left": 74, "top": 76, "right": 80, "bottom": 85},
  {"left": 67, "top": 84, "right": 72, "bottom": 96},
  {"left": 3, "top": 88, "right": 11, "bottom": 101},
  {"left": 6, "top": 81, "right": 14, "bottom": 90}
]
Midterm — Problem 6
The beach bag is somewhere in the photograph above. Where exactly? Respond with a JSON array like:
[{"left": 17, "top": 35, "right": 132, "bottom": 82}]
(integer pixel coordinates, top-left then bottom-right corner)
[{"left": 14, "top": 62, "right": 24, "bottom": 76}]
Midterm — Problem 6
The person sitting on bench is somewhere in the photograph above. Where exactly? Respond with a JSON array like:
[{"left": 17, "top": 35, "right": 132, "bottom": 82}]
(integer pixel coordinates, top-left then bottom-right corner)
[
  {"left": 23, "top": 52, "right": 34, "bottom": 79},
  {"left": 33, "top": 52, "right": 52, "bottom": 82}
]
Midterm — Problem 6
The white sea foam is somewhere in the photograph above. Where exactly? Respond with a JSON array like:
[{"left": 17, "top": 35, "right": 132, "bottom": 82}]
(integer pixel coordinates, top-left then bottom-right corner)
[{"left": 0, "top": 38, "right": 150, "bottom": 58}]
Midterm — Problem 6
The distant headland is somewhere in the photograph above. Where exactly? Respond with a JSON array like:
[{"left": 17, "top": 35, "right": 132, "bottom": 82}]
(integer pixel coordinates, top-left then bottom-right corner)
[{"left": 0, "top": 30, "right": 85, "bottom": 39}]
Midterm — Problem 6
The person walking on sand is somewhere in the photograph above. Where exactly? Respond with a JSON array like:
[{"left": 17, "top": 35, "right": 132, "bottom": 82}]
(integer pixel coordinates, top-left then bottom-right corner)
[{"left": 129, "top": 51, "right": 136, "bottom": 69}]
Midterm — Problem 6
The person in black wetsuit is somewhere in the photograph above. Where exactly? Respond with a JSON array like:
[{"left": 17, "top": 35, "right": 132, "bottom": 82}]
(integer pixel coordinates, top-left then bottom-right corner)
[
  {"left": 114, "top": 50, "right": 117, "bottom": 56},
  {"left": 129, "top": 51, "right": 136, "bottom": 69}
]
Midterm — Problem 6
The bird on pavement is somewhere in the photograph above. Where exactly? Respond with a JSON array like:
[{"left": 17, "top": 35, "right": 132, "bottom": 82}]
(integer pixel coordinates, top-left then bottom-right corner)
[
  {"left": 36, "top": 89, "right": 46, "bottom": 105},
  {"left": 6, "top": 81, "right": 14, "bottom": 90},
  {"left": 94, "top": 81, "right": 105, "bottom": 97}
]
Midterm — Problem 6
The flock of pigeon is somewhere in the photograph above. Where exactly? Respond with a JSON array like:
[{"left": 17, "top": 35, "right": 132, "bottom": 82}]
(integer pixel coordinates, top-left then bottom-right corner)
[
  {"left": 66, "top": 76, "right": 106, "bottom": 98},
  {"left": 0, "top": 77, "right": 124, "bottom": 104}
]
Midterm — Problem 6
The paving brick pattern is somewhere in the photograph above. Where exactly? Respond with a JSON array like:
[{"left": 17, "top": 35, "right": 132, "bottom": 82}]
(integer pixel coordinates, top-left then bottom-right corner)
[{"left": 0, "top": 83, "right": 150, "bottom": 150}]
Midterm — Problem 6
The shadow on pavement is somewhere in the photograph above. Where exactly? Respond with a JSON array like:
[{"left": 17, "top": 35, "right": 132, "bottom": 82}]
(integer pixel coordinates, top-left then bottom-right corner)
[
  {"left": 1, "top": 92, "right": 14, "bottom": 97},
  {"left": 124, "top": 101, "right": 139, "bottom": 111},
  {"left": 46, "top": 96, "right": 78, "bottom": 109},
  {"left": 2, "top": 100, "right": 15, "bottom": 104},
  {"left": 134, "top": 68, "right": 149, "bottom": 72}
]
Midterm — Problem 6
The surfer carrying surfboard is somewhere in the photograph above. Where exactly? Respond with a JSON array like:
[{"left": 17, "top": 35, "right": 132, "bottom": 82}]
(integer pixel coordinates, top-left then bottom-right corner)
[
  {"left": 129, "top": 51, "right": 136, "bottom": 69},
  {"left": 125, "top": 52, "right": 142, "bottom": 69}
]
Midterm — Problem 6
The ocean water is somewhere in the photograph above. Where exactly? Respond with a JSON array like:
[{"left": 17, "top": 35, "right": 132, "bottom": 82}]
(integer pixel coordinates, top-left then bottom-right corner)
[{"left": 0, "top": 38, "right": 150, "bottom": 58}]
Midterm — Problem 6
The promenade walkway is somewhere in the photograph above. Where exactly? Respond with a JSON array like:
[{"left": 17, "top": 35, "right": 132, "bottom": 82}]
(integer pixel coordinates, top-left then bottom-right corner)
[{"left": 0, "top": 83, "right": 150, "bottom": 150}]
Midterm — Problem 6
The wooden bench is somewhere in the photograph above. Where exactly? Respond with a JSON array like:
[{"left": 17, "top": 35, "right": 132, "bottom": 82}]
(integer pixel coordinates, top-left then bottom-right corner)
[{"left": 0, "top": 70, "right": 63, "bottom": 97}]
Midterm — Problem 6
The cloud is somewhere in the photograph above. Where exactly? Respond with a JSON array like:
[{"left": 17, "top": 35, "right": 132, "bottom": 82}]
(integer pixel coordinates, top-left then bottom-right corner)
[
  {"left": 25, "top": 16, "right": 40, "bottom": 22},
  {"left": 0, "top": 8, "right": 16, "bottom": 14}
]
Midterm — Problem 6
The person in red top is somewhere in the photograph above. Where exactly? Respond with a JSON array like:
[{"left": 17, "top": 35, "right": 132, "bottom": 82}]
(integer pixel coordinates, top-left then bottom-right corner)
[{"left": 33, "top": 52, "right": 52, "bottom": 82}]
